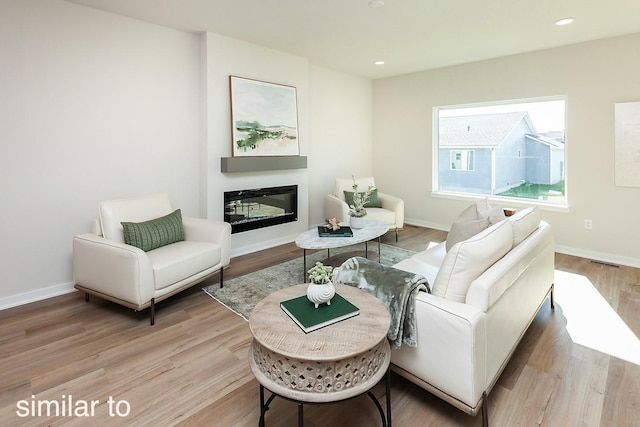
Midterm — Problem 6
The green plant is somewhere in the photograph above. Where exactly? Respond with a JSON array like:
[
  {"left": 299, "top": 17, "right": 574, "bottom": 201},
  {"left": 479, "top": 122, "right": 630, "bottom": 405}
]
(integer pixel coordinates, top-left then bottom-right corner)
[
  {"left": 307, "top": 262, "right": 334, "bottom": 284},
  {"left": 348, "top": 175, "right": 374, "bottom": 218}
]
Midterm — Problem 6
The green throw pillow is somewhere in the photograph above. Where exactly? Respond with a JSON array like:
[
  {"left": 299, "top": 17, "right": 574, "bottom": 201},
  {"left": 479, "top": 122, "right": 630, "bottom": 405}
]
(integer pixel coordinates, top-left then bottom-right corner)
[
  {"left": 343, "top": 188, "right": 382, "bottom": 208},
  {"left": 121, "top": 209, "right": 185, "bottom": 252}
]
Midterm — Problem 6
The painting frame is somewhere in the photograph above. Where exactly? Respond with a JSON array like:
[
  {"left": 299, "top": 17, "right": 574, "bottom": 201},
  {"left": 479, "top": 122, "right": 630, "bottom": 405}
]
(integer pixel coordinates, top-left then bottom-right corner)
[{"left": 229, "top": 76, "right": 299, "bottom": 157}]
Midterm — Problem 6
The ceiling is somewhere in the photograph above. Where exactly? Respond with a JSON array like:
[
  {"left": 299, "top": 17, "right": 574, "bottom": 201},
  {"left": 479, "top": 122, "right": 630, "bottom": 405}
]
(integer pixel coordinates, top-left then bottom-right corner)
[{"left": 67, "top": 0, "right": 640, "bottom": 80}]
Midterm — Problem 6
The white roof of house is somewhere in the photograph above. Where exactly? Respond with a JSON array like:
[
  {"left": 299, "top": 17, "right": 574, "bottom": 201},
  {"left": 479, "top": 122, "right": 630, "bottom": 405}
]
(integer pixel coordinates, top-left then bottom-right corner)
[{"left": 439, "top": 111, "right": 536, "bottom": 147}]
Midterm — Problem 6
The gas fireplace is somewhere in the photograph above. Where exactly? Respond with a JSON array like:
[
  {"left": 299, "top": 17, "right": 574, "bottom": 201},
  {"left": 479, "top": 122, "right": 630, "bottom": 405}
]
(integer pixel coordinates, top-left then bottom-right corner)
[{"left": 224, "top": 185, "right": 298, "bottom": 234}]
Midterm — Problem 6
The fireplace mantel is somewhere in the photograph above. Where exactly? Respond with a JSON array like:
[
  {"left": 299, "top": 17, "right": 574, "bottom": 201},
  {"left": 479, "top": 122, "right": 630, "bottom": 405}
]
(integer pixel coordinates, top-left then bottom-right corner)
[{"left": 221, "top": 156, "right": 307, "bottom": 173}]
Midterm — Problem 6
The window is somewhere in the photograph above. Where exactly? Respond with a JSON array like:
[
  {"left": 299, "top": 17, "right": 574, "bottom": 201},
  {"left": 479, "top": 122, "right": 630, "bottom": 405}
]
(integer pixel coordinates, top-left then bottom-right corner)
[
  {"left": 450, "top": 150, "right": 475, "bottom": 171},
  {"left": 434, "top": 97, "right": 567, "bottom": 205}
]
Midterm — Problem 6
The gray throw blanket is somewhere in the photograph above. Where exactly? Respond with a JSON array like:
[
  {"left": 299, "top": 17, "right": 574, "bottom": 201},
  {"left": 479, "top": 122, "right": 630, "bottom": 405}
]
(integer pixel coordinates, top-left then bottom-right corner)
[{"left": 334, "top": 257, "right": 430, "bottom": 349}]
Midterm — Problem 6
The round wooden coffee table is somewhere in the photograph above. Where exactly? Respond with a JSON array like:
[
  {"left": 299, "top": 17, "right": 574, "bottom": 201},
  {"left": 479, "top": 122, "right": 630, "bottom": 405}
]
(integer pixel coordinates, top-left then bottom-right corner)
[{"left": 248, "top": 283, "right": 392, "bottom": 426}]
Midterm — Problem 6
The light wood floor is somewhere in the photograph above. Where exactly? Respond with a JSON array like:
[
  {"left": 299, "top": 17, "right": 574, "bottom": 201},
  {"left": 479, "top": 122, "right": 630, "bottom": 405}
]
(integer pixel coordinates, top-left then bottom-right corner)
[{"left": 1, "top": 225, "right": 638, "bottom": 426}]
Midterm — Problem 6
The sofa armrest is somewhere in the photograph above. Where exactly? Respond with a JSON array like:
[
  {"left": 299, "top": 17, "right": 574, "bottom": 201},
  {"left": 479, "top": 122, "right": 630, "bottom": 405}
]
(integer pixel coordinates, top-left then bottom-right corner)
[
  {"left": 378, "top": 192, "right": 404, "bottom": 228},
  {"left": 182, "top": 217, "right": 231, "bottom": 267},
  {"left": 72, "top": 233, "right": 154, "bottom": 306},
  {"left": 324, "top": 194, "right": 350, "bottom": 222},
  {"left": 391, "top": 292, "right": 486, "bottom": 409}
]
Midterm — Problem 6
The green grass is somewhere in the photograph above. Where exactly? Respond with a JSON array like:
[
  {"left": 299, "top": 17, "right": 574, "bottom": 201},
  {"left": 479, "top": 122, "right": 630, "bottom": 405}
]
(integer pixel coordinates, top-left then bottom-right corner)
[{"left": 498, "top": 181, "right": 565, "bottom": 200}]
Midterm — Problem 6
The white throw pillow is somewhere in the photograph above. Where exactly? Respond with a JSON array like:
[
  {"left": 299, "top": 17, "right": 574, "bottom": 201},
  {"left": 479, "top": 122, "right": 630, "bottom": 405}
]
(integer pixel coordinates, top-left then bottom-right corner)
[
  {"left": 445, "top": 217, "right": 490, "bottom": 252},
  {"left": 445, "top": 198, "right": 503, "bottom": 251},
  {"left": 510, "top": 207, "right": 541, "bottom": 246},
  {"left": 479, "top": 206, "right": 507, "bottom": 224},
  {"left": 433, "top": 219, "right": 514, "bottom": 303}
]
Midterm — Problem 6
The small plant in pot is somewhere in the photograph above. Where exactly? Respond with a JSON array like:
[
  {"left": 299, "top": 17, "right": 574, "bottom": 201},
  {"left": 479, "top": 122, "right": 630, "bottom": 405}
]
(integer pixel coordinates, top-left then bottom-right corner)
[
  {"left": 347, "top": 176, "right": 374, "bottom": 229},
  {"left": 306, "top": 262, "right": 336, "bottom": 308}
]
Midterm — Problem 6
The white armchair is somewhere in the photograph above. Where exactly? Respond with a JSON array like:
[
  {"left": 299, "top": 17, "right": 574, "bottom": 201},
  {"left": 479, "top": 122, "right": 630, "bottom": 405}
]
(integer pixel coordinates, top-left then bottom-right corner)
[
  {"left": 324, "top": 177, "right": 404, "bottom": 241},
  {"left": 73, "top": 193, "right": 231, "bottom": 325}
]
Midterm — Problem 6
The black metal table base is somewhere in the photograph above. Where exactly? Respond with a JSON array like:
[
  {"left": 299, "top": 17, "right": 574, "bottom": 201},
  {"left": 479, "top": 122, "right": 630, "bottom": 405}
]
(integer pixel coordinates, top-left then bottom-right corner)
[
  {"left": 258, "top": 368, "right": 391, "bottom": 427},
  {"left": 302, "top": 237, "right": 383, "bottom": 282}
]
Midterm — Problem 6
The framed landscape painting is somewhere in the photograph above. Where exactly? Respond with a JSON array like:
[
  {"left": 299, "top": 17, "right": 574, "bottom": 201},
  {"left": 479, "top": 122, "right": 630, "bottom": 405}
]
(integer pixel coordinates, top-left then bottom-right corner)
[{"left": 229, "top": 76, "right": 299, "bottom": 157}]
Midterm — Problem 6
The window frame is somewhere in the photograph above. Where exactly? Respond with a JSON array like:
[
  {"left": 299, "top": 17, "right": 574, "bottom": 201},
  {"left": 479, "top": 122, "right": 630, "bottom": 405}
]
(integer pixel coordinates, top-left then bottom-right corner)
[{"left": 432, "top": 96, "right": 569, "bottom": 211}]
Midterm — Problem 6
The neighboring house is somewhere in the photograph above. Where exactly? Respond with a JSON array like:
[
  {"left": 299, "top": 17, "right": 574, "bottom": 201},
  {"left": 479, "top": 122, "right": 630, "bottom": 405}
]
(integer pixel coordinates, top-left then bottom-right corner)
[{"left": 438, "top": 111, "right": 565, "bottom": 195}]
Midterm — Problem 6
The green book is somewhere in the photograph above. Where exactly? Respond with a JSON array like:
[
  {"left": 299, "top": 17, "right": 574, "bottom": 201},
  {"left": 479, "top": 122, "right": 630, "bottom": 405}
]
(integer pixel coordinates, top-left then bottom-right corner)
[{"left": 280, "top": 293, "right": 360, "bottom": 333}]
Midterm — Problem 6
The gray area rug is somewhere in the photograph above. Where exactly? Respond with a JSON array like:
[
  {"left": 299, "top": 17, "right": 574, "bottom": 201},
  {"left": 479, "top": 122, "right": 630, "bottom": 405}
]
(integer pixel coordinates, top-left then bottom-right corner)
[{"left": 203, "top": 243, "right": 416, "bottom": 320}]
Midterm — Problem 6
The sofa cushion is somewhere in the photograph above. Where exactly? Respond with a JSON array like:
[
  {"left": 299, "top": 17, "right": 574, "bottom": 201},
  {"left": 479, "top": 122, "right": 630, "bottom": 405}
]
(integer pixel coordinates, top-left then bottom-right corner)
[
  {"left": 343, "top": 188, "right": 382, "bottom": 208},
  {"left": 363, "top": 207, "right": 396, "bottom": 225},
  {"left": 121, "top": 209, "right": 185, "bottom": 252},
  {"left": 433, "top": 219, "right": 513, "bottom": 303},
  {"left": 446, "top": 199, "right": 506, "bottom": 251},
  {"left": 510, "top": 207, "right": 541, "bottom": 246},
  {"left": 335, "top": 177, "right": 376, "bottom": 201},
  {"left": 445, "top": 218, "right": 490, "bottom": 252},
  {"left": 99, "top": 192, "right": 173, "bottom": 243},
  {"left": 147, "top": 241, "right": 221, "bottom": 290}
]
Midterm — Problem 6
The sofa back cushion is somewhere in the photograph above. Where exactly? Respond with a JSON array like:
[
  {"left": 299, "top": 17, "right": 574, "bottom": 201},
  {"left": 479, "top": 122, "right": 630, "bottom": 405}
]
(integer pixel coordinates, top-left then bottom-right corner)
[
  {"left": 334, "top": 177, "right": 376, "bottom": 202},
  {"left": 99, "top": 193, "right": 173, "bottom": 243},
  {"left": 510, "top": 206, "right": 541, "bottom": 246},
  {"left": 445, "top": 198, "right": 506, "bottom": 251},
  {"left": 432, "top": 219, "right": 513, "bottom": 302}
]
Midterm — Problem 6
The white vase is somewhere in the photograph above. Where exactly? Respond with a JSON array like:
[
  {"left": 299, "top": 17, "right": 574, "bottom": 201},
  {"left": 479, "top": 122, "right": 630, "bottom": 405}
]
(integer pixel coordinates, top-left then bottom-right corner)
[
  {"left": 307, "top": 281, "right": 336, "bottom": 308},
  {"left": 350, "top": 216, "right": 365, "bottom": 229}
]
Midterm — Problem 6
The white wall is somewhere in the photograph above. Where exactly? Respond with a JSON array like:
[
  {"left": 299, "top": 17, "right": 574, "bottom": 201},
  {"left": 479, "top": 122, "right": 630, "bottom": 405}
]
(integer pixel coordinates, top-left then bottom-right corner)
[
  {"left": 308, "top": 66, "right": 373, "bottom": 226},
  {"left": 0, "top": 0, "right": 201, "bottom": 307},
  {"left": 373, "top": 33, "right": 640, "bottom": 267}
]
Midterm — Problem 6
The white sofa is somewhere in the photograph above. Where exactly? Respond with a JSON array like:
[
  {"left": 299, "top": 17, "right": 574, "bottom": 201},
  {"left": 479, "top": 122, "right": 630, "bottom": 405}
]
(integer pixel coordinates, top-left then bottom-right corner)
[
  {"left": 324, "top": 176, "right": 404, "bottom": 240},
  {"left": 73, "top": 193, "right": 231, "bottom": 325},
  {"left": 391, "top": 205, "right": 555, "bottom": 425}
]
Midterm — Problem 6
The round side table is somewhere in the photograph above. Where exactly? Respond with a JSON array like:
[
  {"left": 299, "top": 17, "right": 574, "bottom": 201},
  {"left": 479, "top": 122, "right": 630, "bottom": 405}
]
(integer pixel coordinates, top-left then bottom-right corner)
[{"left": 248, "top": 283, "right": 392, "bottom": 426}]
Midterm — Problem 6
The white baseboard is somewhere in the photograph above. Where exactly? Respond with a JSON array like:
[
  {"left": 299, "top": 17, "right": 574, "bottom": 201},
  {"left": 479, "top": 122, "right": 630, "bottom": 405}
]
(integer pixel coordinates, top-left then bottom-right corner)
[
  {"left": 405, "top": 217, "right": 449, "bottom": 232},
  {"left": 230, "top": 233, "right": 299, "bottom": 258},
  {"left": 0, "top": 281, "right": 76, "bottom": 311},
  {"left": 555, "top": 245, "right": 640, "bottom": 269}
]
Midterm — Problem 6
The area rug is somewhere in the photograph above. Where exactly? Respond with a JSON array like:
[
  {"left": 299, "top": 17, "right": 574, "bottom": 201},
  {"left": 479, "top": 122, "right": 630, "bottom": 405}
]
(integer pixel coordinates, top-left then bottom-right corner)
[{"left": 202, "top": 243, "right": 416, "bottom": 320}]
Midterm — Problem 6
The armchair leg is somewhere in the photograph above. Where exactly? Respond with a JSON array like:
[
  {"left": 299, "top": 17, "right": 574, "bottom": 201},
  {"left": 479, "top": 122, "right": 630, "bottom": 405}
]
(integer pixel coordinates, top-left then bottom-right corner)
[
  {"left": 481, "top": 392, "right": 489, "bottom": 427},
  {"left": 150, "top": 298, "right": 155, "bottom": 326},
  {"left": 85, "top": 292, "right": 90, "bottom": 302},
  {"left": 395, "top": 228, "right": 399, "bottom": 242},
  {"left": 219, "top": 266, "right": 224, "bottom": 289},
  {"left": 550, "top": 283, "right": 555, "bottom": 310}
]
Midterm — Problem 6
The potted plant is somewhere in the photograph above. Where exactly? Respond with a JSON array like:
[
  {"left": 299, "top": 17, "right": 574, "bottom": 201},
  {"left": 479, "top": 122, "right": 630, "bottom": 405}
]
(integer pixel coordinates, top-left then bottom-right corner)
[
  {"left": 306, "top": 262, "right": 336, "bottom": 308},
  {"left": 347, "top": 176, "right": 374, "bottom": 229}
]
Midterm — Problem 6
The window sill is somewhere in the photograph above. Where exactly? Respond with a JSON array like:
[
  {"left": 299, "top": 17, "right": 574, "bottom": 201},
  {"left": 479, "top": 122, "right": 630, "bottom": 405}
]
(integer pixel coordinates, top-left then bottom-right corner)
[{"left": 430, "top": 191, "right": 570, "bottom": 213}]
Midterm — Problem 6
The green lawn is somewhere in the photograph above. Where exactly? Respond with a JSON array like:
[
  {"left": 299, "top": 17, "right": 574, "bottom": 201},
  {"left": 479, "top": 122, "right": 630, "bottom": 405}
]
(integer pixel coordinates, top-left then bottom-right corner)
[{"left": 498, "top": 181, "right": 565, "bottom": 200}]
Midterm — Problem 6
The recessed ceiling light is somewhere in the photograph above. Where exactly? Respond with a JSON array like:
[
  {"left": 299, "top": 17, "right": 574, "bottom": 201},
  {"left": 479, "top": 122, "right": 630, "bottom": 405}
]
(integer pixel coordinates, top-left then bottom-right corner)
[
  {"left": 368, "top": 0, "right": 385, "bottom": 8},
  {"left": 554, "top": 17, "right": 575, "bottom": 26},
  {"left": 374, "top": 60, "right": 385, "bottom": 65}
]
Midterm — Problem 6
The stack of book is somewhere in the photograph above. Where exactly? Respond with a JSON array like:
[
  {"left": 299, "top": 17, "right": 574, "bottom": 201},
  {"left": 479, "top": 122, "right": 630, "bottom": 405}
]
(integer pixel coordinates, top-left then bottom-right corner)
[
  {"left": 280, "top": 293, "right": 360, "bottom": 333},
  {"left": 317, "top": 225, "right": 353, "bottom": 237}
]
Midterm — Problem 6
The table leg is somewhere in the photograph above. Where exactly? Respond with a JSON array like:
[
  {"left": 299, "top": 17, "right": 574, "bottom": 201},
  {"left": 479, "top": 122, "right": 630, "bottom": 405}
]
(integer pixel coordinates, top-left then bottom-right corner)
[
  {"left": 303, "top": 249, "right": 307, "bottom": 282},
  {"left": 365, "top": 241, "right": 368, "bottom": 258},
  {"left": 378, "top": 237, "right": 382, "bottom": 262},
  {"left": 259, "top": 385, "right": 266, "bottom": 427},
  {"left": 386, "top": 368, "right": 392, "bottom": 427},
  {"left": 298, "top": 402, "right": 304, "bottom": 426}
]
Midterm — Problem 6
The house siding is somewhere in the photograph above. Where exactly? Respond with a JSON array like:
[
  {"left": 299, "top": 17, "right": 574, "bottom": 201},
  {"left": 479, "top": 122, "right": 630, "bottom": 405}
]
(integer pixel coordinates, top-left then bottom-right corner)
[{"left": 439, "top": 148, "right": 492, "bottom": 194}]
